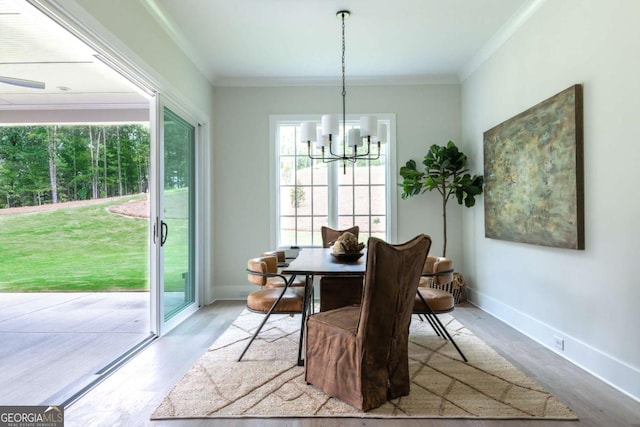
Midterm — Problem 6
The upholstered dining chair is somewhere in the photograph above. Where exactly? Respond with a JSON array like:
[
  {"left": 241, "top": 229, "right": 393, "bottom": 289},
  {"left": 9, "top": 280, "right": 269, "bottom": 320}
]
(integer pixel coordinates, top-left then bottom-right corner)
[
  {"left": 413, "top": 256, "right": 467, "bottom": 362},
  {"left": 319, "top": 225, "right": 363, "bottom": 312},
  {"left": 305, "top": 234, "right": 431, "bottom": 411},
  {"left": 237, "top": 256, "right": 305, "bottom": 361},
  {"left": 261, "top": 250, "right": 289, "bottom": 267},
  {"left": 260, "top": 251, "right": 305, "bottom": 287}
]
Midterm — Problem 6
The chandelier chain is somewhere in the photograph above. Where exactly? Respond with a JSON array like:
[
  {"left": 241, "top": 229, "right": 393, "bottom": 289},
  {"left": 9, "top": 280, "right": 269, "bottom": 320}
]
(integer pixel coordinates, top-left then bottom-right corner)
[
  {"left": 341, "top": 12, "right": 347, "bottom": 157},
  {"left": 341, "top": 13, "right": 346, "bottom": 99}
]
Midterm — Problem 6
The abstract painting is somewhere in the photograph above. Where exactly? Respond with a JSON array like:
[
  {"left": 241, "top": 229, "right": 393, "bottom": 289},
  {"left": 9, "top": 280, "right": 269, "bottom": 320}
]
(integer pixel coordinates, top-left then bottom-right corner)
[{"left": 483, "top": 84, "right": 584, "bottom": 249}]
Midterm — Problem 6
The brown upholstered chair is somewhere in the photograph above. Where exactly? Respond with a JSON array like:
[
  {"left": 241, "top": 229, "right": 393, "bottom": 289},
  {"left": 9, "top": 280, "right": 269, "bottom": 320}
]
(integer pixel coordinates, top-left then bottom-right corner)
[
  {"left": 261, "top": 250, "right": 288, "bottom": 267},
  {"left": 253, "top": 253, "right": 304, "bottom": 288},
  {"left": 238, "top": 256, "right": 305, "bottom": 361},
  {"left": 319, "top": 225, "right": 363, "bottom": 311},
  {"left": 419, "top": 256, "right": 453, "bottom": 288},
  {"left": 321, "top": 225, "right": 360, "bottom": 247},
  {"left": 413, "top": 256, "right": 467, "bottom": 362},
  {"left": 305, "top": 235, "right": 431, "bottom": 411}
]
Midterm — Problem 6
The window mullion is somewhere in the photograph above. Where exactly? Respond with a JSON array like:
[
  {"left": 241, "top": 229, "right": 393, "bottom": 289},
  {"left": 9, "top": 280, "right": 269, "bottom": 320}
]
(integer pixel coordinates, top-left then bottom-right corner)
[
  {"left": 328, "top": 161, "right": 338, "bottom": 227},
  {"left": 310, "top": 157, "right": 315, "bottom": 246},
  {"left": 351, "top": 165, "right": 356, "bottom": 228},
  {"left": 368, "top": 162, "right": 373, "bottom": 239}
]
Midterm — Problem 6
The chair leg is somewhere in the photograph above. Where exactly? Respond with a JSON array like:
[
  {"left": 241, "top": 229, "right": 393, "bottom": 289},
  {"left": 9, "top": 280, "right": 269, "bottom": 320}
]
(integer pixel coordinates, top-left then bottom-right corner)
[
  {"left": 238, "top": 277, "right": 295, "bottom": 362},
  {"left": 416, "top": 312, "right": 443, "bottom": 337},
  {"left": 427, "top": 312, "right": 467, "bottom": 362},
  {"left": 424, "top": 314, "right": 444, "bottom": 338},
  {"left": 416, "top": 292, "right": 444, "bottom": 337},
  {"left": 308, "top": 275, "right": 316, "bottom": 314},
  {"left": 416, "top": 291, "right": 467, "bottom": 362},
  {"left": 297, "top": 274, "right": 313, "bottom": 366}
]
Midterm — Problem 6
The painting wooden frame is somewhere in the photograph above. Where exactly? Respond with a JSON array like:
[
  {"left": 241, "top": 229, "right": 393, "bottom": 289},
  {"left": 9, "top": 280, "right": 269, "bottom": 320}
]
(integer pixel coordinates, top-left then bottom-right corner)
[{"left": 483, "top": 84, "right": 584, "bottom": 249}]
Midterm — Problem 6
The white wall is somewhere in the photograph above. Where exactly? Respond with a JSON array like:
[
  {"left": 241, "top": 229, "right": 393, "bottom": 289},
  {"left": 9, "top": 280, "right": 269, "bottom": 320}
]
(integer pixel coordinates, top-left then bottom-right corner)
[
  {"left": 461, "top": 0, "right": 640, "bottom": 400},
  {"left": 213, "top": 84, "right": 461, "bottom": 299}
]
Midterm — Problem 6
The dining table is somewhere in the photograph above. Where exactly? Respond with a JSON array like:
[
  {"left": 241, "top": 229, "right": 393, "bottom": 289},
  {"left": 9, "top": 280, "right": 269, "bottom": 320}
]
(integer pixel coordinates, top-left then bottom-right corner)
[{"left": 281, "top": 247, "right": 366, "bottom": 366}]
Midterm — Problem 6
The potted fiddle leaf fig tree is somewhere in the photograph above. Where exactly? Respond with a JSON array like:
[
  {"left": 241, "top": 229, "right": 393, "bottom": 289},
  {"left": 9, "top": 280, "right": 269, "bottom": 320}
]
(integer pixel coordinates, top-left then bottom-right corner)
[{"left": 399, "top": 140, "right": 483, "bottom": 257}]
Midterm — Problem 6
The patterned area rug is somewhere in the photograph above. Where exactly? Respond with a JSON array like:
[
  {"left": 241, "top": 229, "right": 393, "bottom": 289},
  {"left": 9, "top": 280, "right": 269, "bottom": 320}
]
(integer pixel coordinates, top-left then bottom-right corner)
[{"left": 151, "top": 310, "right": 577, "bottom": 420}]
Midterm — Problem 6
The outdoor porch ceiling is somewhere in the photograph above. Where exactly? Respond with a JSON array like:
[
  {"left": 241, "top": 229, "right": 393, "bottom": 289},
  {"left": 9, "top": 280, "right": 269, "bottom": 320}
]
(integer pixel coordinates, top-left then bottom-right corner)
[{"left": 0, "top": 0, "right": 149, "bottom": 118}]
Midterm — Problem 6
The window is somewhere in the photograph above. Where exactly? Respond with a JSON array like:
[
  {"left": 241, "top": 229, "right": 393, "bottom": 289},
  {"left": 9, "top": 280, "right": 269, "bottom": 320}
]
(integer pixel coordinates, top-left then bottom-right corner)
[{"left": 271, "top": 115, "right": 395, "bottom": 247}]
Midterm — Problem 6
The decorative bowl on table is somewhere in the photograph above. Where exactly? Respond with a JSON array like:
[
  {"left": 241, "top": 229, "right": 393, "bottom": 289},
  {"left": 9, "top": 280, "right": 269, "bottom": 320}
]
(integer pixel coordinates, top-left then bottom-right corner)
[
  {"left": 330, "top": 231, "right": 365, "bottom": 262},
  {"left": 330, "top": 251, "right": 364, "bottom": 262}
]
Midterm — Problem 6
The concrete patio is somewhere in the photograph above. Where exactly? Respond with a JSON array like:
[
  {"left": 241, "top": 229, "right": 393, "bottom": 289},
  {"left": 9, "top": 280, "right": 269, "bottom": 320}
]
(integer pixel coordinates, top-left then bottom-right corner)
[{"left": 0, "top": 292, "right": 150, "bottom": 406}]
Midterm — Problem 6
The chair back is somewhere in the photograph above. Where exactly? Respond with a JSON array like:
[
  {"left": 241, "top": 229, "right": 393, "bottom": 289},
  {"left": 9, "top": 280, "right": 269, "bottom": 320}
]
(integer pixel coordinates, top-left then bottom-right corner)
[
  {"left": 422, "top": 256, "right": 454, "bottom": 286},
  {"left": 321, "top": 225, "right": 360, "bottom": 248},
  {"left": 261, "top": 250, "right": 286, "bottom": 263},
  {"left": 357, "top": 235, "right": 431, "bottom": 383},
  {"left": 247, "top": 256, "right": 278, "bottom": 286}
]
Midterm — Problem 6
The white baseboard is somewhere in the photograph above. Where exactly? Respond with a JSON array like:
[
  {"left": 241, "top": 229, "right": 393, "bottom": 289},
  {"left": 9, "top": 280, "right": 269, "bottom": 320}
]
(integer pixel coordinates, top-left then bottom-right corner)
[
  {"left": 467, "top": 288, "right": 640, "bottom": 403},
  {"left": 213, "top": 285, "right": 255, "bottom": 301}
]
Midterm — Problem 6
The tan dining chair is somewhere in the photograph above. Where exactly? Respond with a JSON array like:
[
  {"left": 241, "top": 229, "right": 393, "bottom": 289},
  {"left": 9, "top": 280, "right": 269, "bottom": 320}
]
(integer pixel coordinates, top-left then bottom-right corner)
[
  {"left": 260, "top": 251, "right": 305, "bottom": 287},
  {"left": 413, "top": 256, "right": 467, "bottom": 362},
  {"left": 305, "top": 234, "right": 431, "bottom": 411},
  {"left": 319, "top": 225, "right": 363, "bottom": 311},
  {"left": 238, "top": 256, "right": 305, "bottom": 361}
]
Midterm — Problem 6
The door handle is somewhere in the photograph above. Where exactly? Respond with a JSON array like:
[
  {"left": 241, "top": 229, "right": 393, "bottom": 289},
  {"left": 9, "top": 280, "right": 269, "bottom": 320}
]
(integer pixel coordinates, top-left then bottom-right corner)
[
  {"left": 161, "top": 221, "right": 168, "bottom": 246},
  {"left": 153, "top": 218, "right": 158, "bottom": 244}
]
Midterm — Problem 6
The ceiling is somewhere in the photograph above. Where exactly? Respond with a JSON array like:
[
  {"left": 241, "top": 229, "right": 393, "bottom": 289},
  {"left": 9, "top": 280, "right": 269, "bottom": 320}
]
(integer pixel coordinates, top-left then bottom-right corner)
[
  {"left": 0, "top": 0, "right": 533, "bottom": 111},
  {"left": 0, "top": 0, "right": 148, "bottom": 112},
  {"left": 147, "top": 0, "right": 532, "bottom": 85}
]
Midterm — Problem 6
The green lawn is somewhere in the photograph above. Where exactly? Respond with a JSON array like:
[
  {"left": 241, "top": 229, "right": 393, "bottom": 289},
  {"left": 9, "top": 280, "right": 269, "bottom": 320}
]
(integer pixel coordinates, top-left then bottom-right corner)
[{"left": 0, "top": 196, "right": 149, "bottom": 292}]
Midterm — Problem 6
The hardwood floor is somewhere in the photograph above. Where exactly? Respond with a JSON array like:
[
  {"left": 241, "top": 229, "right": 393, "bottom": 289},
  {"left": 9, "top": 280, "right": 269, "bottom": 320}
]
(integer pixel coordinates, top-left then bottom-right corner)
[{"left": 65, "top": 300, "right": 640, "bottom": 427}]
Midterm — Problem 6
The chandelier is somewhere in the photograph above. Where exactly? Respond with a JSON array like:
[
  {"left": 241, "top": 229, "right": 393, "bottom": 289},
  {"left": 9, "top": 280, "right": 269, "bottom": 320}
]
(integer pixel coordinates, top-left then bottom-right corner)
[{"left": 300, "top": 10, "right": 387, "bottom": 174}]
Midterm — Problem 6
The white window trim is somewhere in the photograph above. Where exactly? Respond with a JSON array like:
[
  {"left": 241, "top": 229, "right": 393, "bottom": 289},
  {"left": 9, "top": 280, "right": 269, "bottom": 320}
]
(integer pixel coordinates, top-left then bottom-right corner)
[{"left": 269, "top": 114, "right": 397, "bottom": 249}]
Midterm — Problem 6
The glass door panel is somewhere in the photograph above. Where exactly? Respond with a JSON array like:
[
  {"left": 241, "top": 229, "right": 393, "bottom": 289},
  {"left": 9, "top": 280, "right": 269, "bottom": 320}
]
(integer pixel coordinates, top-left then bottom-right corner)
[{"left": 161, "top": 107, "right": 195, "bottom": 321}]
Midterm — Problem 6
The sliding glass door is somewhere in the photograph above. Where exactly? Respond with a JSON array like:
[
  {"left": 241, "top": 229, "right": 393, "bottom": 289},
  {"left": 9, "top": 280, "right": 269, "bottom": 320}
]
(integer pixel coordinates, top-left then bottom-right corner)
[{"left": 151, "top": 99, "right": 199, "bottom": 334}]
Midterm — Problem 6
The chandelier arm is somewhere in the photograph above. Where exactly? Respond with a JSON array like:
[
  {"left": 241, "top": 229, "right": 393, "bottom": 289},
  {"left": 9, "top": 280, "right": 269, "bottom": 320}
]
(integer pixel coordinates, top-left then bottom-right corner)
[
  {"left": 321, "top": 156, "right": 348, "bottom": 164},
  {"left": 316, "top": 146, "right": 381, "bottom": 164},
  {"left": 326, "top": 140, "right": 343, "bottom": 158},
  {"left": 357, "top": 142, "right": 372, "bottom": 157},
  {"left": 306, "top": 143, "right": 330, "bottom": 161},
  {"left": 352, "top": 142, "right": 382, "bottom": 160}
]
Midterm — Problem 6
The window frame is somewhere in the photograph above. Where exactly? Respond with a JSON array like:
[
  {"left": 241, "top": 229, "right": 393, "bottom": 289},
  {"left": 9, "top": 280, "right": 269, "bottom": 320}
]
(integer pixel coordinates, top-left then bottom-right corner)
[{"left": 269, "top": 114, "right": 397, "bottom": 248}]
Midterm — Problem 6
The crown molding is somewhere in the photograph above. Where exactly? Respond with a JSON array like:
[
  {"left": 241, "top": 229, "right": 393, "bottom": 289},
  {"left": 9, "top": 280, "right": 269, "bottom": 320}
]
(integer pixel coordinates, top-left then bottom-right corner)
[
  {"left": 140, "top": 0, "right": 214, "bottom": 86},
  {"left": 458, "top": 0, "right": 548, "bottom": 82},
  {"left": 213, "top": 74, "right": 460, "bottom": 88}
]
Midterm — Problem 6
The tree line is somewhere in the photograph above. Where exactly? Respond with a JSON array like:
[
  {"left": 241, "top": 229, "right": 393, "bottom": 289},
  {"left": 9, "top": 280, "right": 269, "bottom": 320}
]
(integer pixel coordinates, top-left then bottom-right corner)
[{"left": 0, "top": 124, "right": 150, "bottom": 209}]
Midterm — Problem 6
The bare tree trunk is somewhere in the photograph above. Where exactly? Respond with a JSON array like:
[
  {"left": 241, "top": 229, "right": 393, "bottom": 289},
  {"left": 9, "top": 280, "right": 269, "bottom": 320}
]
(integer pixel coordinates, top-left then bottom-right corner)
[
  {"left": 116, "top": 126, "right": 123, "bottom": 196},
  {"left": 145, "top": 159, "right": 149, "bottom": 192},
  {"left": 138, "top": 157, "right": 145, "bottom": 193},
  {"left": 89, "top": 126, "right": 99, "bottom": 199},
  {"left": 102, "top": 128, "right": 108, "bottom": 198},
  {"left": 95, "top": 128, "right": 101, "bottom": 198},
  {"left": 72, "top": 130, "right": 77, "bottom": 200},
  {"left": 47, "top": 125, "right": 58, "bottom": 204}
]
